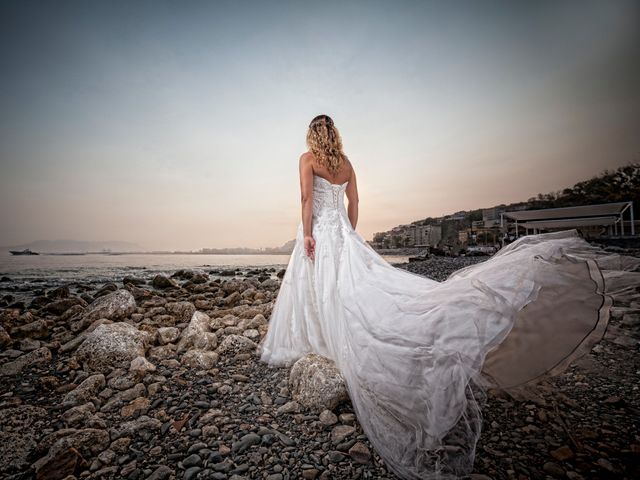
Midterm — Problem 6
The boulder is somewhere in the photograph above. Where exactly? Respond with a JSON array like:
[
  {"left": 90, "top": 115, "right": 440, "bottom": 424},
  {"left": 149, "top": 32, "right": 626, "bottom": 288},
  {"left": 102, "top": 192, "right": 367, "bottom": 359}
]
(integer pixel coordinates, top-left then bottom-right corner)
[
  {"left": 75, "top": 323, "right": 146, "bottom": 373},
  {"left": 0, "top": 326, "right": 10, "bottom": 348},
  {"left": 152, "top": 275, "right": 179, "bottom": 289},
  {"left": 177, "top": 311, "right": 216, "bottom": 352},
  {"left": 238, "top": 313, "right": 267, "bottom": 330},
  {"left": 216, "top": 334, "right": 257, "bottom": 356},
  {"left": 165, "top": 301, "right": 196, "bottom": 323},
  {"left": 109, "top": 415, "right": 161, "bottom": 440},
  {"left": 157, "top": 327, "right": 180, "bottom": 345},
  {"left": 11, "top": 318, "right": 49, "bottom": 339},
  {"left": 34, "top": 428, "right": 109, "bottom": 478},
  {"left": 0, "top": 347, "right": 52, "bottom": 376},
  {"left": 181, "top": 349, "right": 219, "bottom": 369},
  {"left": 44, "top": 297, "right": 87, "bottom": 315},
  {"left": 129, "top": 356, "right": 156, "bottom": 376},
  {"left": 82, "top": 289, "right": 136, "bottom": 324},
  {"left": 289, "top": 353, "right": 349, "bottom": 411},
  {"left": 62, "top": 374, "right": 106, "bottom": 407},
  {"left": 0, "top": 406, "right": 48, "bottom": 473}
]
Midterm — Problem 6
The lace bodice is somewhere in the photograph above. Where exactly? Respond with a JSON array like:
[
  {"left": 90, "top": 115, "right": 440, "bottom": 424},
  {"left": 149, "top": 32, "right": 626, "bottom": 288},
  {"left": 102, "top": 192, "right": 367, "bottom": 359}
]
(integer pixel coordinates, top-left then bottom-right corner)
[
  {"left": 313, "top": 175, "right": 348, "bottom": 212},
  {"left": 294, "top": 174, "right": 353, "bottom": 242},
  {"left": 310, "top": 174, "right": 352, "bottom": 234}
]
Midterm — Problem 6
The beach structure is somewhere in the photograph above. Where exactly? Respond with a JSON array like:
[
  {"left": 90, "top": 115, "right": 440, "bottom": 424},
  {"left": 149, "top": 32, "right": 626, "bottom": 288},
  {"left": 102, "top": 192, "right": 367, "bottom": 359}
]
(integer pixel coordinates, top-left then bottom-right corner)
[{"left": 501, "top": 201, "right": 636, "bottom": 238}]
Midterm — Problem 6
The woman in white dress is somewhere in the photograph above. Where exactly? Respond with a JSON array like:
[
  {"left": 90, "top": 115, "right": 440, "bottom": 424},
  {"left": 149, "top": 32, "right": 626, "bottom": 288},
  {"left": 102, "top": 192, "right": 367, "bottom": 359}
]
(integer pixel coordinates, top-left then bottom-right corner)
[{"left": 258, "top": 114, "right": 640, "bottom": 479}]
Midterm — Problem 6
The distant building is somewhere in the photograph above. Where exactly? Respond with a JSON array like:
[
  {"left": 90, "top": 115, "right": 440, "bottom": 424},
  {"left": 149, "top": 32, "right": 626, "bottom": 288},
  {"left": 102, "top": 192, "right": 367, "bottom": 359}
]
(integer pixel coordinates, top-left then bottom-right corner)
[
  {"left": 482, "top": 207, "right": 504, "bottom": 228},
  {"left": 408, "top": 224, "right": 442, "bottom": 247},
  {"left": 501, "top": 201, "right": 636, "bottom": 239}
]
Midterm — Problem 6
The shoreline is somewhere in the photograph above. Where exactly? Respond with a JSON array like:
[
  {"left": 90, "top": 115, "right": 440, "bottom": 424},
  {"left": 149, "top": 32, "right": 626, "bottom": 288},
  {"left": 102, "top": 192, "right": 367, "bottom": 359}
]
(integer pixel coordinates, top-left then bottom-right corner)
[{"left": 0, "top": 256, "right": 638, "bottom": 479}]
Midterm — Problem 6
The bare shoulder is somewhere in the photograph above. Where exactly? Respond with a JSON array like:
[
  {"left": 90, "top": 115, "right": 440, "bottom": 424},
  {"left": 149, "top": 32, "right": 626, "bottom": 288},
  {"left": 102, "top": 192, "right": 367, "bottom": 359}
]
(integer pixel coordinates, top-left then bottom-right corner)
[
  {"left": 300, "top": 151, "right": 314, "bottom": 167},
  {"left": 344, "top": 158, "right": 355, "bottom": 178}
]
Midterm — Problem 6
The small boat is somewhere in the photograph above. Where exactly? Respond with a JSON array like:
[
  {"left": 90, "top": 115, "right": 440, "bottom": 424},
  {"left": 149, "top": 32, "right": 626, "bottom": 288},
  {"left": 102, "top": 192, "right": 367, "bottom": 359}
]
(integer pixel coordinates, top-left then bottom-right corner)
[{"left": 9, "top": 248, "right": 39, "bottom": 255}]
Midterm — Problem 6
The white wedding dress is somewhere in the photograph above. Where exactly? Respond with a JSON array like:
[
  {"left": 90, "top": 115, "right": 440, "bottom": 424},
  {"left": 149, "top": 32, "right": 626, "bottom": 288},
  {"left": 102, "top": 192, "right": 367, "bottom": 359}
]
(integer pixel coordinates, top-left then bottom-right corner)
[{"left": 258, "top": 174, "right": 640, "bottom": 479}]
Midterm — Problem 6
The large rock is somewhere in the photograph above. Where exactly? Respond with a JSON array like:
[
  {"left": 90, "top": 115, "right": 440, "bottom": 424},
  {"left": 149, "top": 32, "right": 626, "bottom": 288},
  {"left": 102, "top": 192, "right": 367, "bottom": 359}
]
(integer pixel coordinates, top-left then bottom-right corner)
[
  {"left": 34, "top": 428, "right": 109, "bottom": 479},
  {"left": 216, "top": 334, "right": 257, "bottom": 356},
  {"left": 82, "top": 289, "right": 136, "bottom": 324},
  {"left": 177, "top": 311, "right": 217, "bottom": 352},
  {"left": 0, "top": 347, "right": 51, "bottom": 376},
  {"left": 165, "top": 301, "right": 196, "bottom": 323},
  {"left": 181, "top": 349, "right": 219, "bottom": 370},
  {"left": 157, "top": 327, "right": 180, "bottom": 345},
  {"left": 11, "top": 319, "right": 49, "bottom": 339},
  {"left": 0, "top": 406, "right": 48, "bottom": 474},
  {"left": 289, "top": 353, "right": 349, "bottom": 411},
  {"left": 62, "top": 374, "right": 106, "bottom": 407},
  {"left": 44, "top": 297, "right": 87, "bottom": 315},
  {"left": 109, "top": 415, "right": 161, "bottom": 440},
  {"left": 0, "top": 325, "right": 11, "bottom": 348},
  {"left": 152, "top": 275, "right": 179, "bottom": 289},
  {"left": 75, "top": 323, "right": 146, "bottom": 373}
]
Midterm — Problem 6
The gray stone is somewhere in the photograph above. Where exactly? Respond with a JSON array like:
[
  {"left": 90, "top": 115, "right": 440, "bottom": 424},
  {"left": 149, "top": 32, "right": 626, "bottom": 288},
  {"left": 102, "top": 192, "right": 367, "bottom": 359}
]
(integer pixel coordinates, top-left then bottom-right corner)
[
  {"left": 62, "top": 374, "right": 106, "bottom": 406},
  {"left": 216, "top": 334, "right": 257, "bottom": 356},
  {"left": 83, "top": 289, "right": 136, "bottom": 324},
  {"left": 75, "top": 322, "right": 146, "bottom": 373},
  {"left": 181, "top": 349, "right": 219, "bottom": 370},
  {"left": 152, "top": 274, "right": 179, "bottom": 289},
  {"left": 0, "top": 347, "right": 51, "bottom": 376},
  {"left": 129, "top": 356, "right": 156, "bottom": 376},
  {"left": 289, "top": 353, "right": 349, "bottom": 411},
  {"left": 177, "top": 311, "right": 216, "bottom": 352},
  {"left": 157, "top": 327, "right": 180, "bottom": 345},
  {"left": 232, "top": 433, "right": 260, "bottom": 453},
  {"left": 0, "top": 406, "right": 48, "bottom": 473}
]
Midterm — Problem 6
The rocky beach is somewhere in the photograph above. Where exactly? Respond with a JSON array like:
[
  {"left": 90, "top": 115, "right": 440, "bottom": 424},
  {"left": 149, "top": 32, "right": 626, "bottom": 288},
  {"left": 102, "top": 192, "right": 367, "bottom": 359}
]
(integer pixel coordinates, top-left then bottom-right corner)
[{"left": 1, "top": 251, "right": 639, "bottom": 480}]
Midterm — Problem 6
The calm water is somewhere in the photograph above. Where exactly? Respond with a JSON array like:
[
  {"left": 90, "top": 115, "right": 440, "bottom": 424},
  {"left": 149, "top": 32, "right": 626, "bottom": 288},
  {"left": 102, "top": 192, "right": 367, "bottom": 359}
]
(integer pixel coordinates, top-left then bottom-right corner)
[{"left": 0, "top": 252, "right": 409, "bottom": 300}]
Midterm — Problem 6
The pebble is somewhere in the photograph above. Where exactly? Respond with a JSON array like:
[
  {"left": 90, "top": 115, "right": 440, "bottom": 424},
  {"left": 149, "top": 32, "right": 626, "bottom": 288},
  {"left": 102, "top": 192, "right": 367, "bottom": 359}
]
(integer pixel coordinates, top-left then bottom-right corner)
[{"left": 0, "top": 257, "right": 637, "bottom": 480}]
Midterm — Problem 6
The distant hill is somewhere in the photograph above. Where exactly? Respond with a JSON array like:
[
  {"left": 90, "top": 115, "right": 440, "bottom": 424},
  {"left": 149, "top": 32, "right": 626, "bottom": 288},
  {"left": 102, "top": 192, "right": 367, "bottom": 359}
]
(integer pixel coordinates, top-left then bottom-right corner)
[
  {"left": 2, "top": 239, "right": 141, "bottom": 254},
  {"left": 374, "top": 161, "right": 640, "bottom": 246},
  {"left": 200, "top": 238, "right": 296, "bottom": 255},
  {"left": 503, "top": 162, "right": 639, "bottom": 212},
  {"left": 418, "top": 162, "right": 640, "bottom": 225}
]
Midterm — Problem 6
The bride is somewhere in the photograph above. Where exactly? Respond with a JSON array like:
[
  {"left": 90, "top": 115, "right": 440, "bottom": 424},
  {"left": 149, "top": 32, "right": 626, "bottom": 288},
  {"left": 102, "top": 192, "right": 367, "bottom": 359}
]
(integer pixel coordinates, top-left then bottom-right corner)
[{"left": 258, "top": 114, "right": 640, "bottom": 479}]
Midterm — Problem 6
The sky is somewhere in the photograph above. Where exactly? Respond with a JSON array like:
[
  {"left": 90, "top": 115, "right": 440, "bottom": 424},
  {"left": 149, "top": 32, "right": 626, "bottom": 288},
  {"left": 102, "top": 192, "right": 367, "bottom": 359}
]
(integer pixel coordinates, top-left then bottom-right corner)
[{"left": 1, "top": 0, "right": 639, "bottom": 251}]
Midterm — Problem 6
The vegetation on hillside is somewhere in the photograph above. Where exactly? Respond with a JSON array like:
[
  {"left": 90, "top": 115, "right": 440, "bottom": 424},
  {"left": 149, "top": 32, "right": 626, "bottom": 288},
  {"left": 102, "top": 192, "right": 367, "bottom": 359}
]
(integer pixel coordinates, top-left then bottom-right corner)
[{"left": 419, "top": 161, "right": 639, "bottom": 225}]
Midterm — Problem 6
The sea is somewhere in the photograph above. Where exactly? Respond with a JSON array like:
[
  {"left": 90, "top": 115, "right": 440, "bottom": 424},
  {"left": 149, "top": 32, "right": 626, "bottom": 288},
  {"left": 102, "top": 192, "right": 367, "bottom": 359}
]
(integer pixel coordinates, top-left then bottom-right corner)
[{"left": 0, "top": 252, "right": 410, "bottom": 302}]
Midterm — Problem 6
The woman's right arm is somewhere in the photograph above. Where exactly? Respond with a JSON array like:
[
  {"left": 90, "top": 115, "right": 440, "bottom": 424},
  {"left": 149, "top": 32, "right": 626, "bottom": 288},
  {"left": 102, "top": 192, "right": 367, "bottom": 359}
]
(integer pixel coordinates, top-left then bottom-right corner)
[
  {"left": 299, "top": 153, "right": 314, "bottom": 237},
  {"left": 346, "top": 167, "right": 359, "bottom": 230}
]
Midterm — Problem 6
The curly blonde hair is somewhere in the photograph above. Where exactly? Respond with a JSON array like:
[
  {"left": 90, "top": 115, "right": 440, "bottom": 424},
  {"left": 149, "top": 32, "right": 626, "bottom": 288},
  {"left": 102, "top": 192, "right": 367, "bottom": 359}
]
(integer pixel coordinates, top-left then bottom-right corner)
[{"left": 306, "top": 114, "right": 348, "bottom": 176}]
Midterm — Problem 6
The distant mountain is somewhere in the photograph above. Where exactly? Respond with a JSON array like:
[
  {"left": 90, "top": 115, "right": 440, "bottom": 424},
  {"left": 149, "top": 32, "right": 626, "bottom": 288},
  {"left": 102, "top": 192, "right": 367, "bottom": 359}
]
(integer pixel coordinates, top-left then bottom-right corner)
[
  {"left": 200, "top": 238, "right": 296, "bottom": 254},
  {"left": 2, "top": 239, "right": 141, "bottom": 254}
]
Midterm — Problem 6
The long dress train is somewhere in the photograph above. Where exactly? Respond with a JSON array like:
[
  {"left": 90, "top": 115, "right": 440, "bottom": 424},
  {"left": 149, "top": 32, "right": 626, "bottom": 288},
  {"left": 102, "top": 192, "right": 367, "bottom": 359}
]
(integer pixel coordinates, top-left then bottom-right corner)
[{"left": 258, "top": 174, "right": 640, "bottom": 479}]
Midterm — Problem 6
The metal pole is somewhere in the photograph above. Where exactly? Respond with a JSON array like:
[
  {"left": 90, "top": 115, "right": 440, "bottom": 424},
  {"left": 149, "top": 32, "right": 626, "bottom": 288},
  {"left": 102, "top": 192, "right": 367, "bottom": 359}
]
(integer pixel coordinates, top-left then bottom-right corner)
[
  {"left": 630, "top": 201, "right": 635, "bottom": 236},
  {"left": 621, "top": 213, "right": 624, "bottom": 236},
  {"left": 515, "top": 220, "right": 518, "bottom": 238}
]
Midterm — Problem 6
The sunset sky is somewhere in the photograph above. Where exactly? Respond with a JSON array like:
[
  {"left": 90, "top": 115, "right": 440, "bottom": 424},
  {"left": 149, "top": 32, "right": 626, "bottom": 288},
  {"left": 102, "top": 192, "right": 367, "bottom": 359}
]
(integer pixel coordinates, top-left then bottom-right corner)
[{"left": 1, "top": 0, "right": 639, "bottom": 251}]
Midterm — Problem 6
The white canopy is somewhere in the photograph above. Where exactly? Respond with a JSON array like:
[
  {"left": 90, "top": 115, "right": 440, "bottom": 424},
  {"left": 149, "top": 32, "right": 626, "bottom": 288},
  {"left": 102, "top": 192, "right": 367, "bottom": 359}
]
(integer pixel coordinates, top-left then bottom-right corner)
[
  {"left": 503, "top": 201, "right": 629, "bottom": 221},
  {"left": 520, "top": 216, "right": 618, "bottom": 229},
  {"left": 501, "top": 201, "right": 635, "bottom": 236}
]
